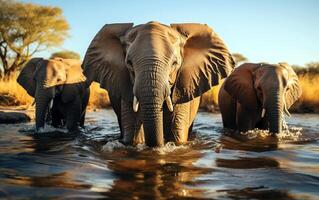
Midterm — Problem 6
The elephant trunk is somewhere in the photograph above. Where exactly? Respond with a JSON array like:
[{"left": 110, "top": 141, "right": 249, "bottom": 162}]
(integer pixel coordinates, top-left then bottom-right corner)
[
  {"left": 35, "top": 85, "right": 54, "bottom": 131},
  {"left": 140, "top": 100, "right": 164, "bottom": 147},
  {"left": 266, "top": 88, "right": 283, "bottom": 134},
  {"left": 136, "top": 62, "right": 167, "bottom": 147}
]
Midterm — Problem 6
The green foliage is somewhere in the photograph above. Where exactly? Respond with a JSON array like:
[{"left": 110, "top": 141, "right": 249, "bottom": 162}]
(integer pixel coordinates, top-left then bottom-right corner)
[
  {"left": 50, "top": 50, "right": 80, "bottom": 60},
  {"left": 0, "top": 0, "right": 69, "bottom": 77}
]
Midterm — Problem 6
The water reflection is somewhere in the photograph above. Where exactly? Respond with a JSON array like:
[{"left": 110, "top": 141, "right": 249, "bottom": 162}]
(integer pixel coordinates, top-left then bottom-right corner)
[
  {"left": 218, "top": 186, "right": 300, "bottom": 200},
  {"left": 219, "top": 134, "right": 279, "bottom": 152},
  {"left": 215, "top": 157, "right": 280, "bottom": 169},
  {"left": 99, "top": 146, "right": 212, "bottom": 199},
  {"left": 0, "top": 110, "right": 318, "bottom": 199},
  {"left": 2, "top": 171, "right": 90, "bottom": 189}
]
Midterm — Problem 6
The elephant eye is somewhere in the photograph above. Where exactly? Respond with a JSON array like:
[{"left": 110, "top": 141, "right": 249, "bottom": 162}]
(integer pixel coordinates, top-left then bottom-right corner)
[
  {"left": 172, "top": 59, "right": 179, "bottom": 67},
  {"left": 126, "top": 59, "right": 133, "bottom": 70},
  {"left": 286, "top": 87, "right": 290, "bottom": 92}
]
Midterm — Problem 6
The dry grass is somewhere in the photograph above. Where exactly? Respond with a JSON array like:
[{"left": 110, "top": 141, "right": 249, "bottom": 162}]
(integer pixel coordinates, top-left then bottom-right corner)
[
  {"left": 0, "top": 72, "right": 318, "bottom": 113},
  {"left": 87, "top": 82, "right": 110, "bottom": 108},
  {"left": 200, "top": 80, "right": 224, "bottom": 112},
  {"left": 0, "top": 74, "right": 33, "bottom": 107},
  {"left": 290, "top": 74, "right": 319, "bottom": 113}
]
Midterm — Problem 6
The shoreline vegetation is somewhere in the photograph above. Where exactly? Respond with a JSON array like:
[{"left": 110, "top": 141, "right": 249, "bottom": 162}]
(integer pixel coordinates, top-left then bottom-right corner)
[{"left": 0, "top": 67, "right": 318, "bottom": 114}]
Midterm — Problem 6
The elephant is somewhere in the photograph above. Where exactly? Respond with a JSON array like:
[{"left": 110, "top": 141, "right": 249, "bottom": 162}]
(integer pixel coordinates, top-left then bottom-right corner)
[
  {"left": 218, "top": 62, "right": 301, "bottom": 134},
  {"left": 82, "top": 21, "right": 234, "bottom": 147},
  {"left": 17, "top": 57, "right": 90, "bottom": 132}
]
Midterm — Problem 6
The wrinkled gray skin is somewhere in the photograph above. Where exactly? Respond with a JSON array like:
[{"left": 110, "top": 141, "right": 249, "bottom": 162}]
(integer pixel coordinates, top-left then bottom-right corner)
[
  {"left": 17, "top": 57, "right": 90, "bottom": 132},
  {"left": 82, "top": 22, "right": 234, "bottom": 147},
  {"left": 219, "top": 63, "right": 301, "bottom": 134}
]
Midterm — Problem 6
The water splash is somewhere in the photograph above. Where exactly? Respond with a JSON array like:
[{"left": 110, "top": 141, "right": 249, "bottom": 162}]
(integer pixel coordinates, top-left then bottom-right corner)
[
  {"left": 241, "top": 126, "right": 303, "bottom": 142},
  {"left": 101, "top": 140, "right": 189, "bottom": 154},
  {"left": 101, "top": 140, "right": 125, "bottom": 152},
  {"left": 154, "top": 142, "right": 189, "bottom": 155}
]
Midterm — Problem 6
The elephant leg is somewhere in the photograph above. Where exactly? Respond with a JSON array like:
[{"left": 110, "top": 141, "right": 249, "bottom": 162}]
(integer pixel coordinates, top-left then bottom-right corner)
[
  {"left": 236, "top": 103, "right": 258, "bottom": 132},
  {"left": 133, "top": 115, "right": 145, "bottom": 145},
  {"left": 218, "top": 85, "right": 237, "bottom": 129},
  {"left": 51, "top": 102, "right": 63, "bottom": 128},
  {"left": 79, "top": 110, "right": 86, "bottom": 127},
  {"left": 168, "top": 97, "right": 200, "bottom": 144},
  {"left": 65, "top": 97, "right": 81, "bottom": 131},
  {"left": 188, "top": 122, "right": 194, "bottom": 133},
  {"left": 120, "top": 99, "right": 143, "bottom": 145},
  {"left": 189, "top": 97, "right": 201, "bottom": 126},
  {"left": 109, "top": 95, "right": 122, "bottom": 137},
  {"left": 80, "top": 88, "right": 90, "bottom": 127}
]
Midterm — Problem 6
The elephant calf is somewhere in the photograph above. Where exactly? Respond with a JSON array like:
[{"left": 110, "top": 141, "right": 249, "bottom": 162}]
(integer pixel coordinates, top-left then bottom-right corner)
[
  {"left": 218, "top": 62, "right": 301, "bottom": 134},
  {"left": 17, "top": 57, "right": 90, "bottom": 132}
]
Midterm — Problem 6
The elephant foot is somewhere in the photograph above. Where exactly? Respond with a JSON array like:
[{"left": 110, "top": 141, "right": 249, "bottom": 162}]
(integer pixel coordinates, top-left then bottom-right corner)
[
  {"left": 168, "top": 129, "right": 188, "bottom": 145},
  {"left": 174, "top": 140, "right": 188, "bottom": 146}
]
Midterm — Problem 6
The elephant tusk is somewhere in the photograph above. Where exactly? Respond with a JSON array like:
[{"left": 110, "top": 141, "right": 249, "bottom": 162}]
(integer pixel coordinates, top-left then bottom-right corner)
[
  {"left": 284, "top": 108, "right": 291, "bottom": 117},
  {"left": 283, "top": 102, "right": 291, "bottom": 117},
  {"left": 261, "top": 108, "right": 266, "bottom": 118},
  {"left": 49, "top": 99, "right": 54, "bottom": 109},
  {"left": 133, "top": 96, "right": 139, "bottom": 112},
  {"left": 166, "top": 96, "right": 174, "bottom": 112},
  {"left": 283, "top": 97, "right": 291, "bottom": 117}
]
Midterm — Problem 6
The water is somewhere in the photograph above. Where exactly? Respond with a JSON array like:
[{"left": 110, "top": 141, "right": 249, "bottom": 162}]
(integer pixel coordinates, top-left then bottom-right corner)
[{"left": 0, "top": 109, "right": 318, "bottom": 199}]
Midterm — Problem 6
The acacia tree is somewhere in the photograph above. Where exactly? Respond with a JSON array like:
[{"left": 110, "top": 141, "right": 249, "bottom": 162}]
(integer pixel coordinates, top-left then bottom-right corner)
[
  {"left": 50, "top": 50, "right": 80, "bottom": 60},
  {"left": 0, "top": 0, "right": 69, "bottom": 77},
  {"left": 232, "top": 53, "right": 248, "bottom": 66}
]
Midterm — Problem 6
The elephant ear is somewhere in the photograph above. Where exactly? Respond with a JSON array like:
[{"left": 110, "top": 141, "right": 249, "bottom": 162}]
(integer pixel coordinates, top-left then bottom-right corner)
[
  {"left": 224, "top": 63, "right": 259, "bottom": 109},
  {"left": 82, "top": 23, "right": 134, "bottom": 102},
  {"left": 59, "top": 58, "right": 87, "bottom": 103},
  {"left": 279, "top": 63, "right": 302, "bottom": 108},
  {"left": 17, "top": 57, "right": 43, "bottom": 97},
  {"left": 171, "top": 23, "right": 235, "bottom": 104},
  {"left": 60, "top": 58, "right": 86, "bottom": 85}
]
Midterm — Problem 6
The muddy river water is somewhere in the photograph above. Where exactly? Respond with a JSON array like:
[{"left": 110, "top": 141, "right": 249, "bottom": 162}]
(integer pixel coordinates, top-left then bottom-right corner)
[{"left": 0, "top": 109, "right": 318, "bottom": 199}]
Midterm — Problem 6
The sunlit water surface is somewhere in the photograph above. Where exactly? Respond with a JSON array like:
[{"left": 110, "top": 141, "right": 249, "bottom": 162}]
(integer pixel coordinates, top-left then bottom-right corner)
[{"left": 0, "top": 109, "right": 318, "bottom": 199}]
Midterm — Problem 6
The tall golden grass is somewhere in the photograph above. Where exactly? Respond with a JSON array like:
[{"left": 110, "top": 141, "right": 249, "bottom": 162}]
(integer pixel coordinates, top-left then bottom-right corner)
[
  {"left": 290, "top": 74, "right": 319, "bottom": 113},
  {"left": 0, "top": 74, "right": 33, "bottom": 107},
  {"left": 0, "top": 72, "right": 318, "bottom": 113},
  {"left": 200, "top": 80, "right": 224, "bottom": 112},
  {"left": 88, "top": 82, "right": 110, "bottom": 108}
]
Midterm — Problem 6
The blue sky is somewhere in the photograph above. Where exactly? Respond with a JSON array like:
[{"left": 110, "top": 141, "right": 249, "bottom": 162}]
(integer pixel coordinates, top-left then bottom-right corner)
[{"left": 23, "top": 0, "right": 319, "bottom": 65}]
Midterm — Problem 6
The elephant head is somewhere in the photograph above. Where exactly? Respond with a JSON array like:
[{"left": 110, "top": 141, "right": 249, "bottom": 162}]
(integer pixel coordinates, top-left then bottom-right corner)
[
  {"left": 224, "top": 63, "right": 301, "bottom": 134},
  {"left": 82, "top": 22, "right": 234, "bottom": 146},
  {"left": 17, "top": 57, "right": 86, "bottom": 131}
]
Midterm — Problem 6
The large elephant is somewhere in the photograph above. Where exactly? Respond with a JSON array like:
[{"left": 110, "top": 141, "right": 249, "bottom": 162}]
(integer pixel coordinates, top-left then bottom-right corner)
[
  {"left": 82, "top": 21, "right": 234, "bottom": 147},
  {"left": 17, "top": 57, "right": 90, "bottom": 132},
  {"left": 218, "top": 62, "right": 301, "bottom": 134}
]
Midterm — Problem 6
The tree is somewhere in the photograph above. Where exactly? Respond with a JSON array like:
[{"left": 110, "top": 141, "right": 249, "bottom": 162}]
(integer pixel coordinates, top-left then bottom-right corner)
[
  {"left": 50, "top": 50, "right": 80, "bottom": 60},
  {"left": 0, "top": 0, "right": 69, "bottom": 77},
  {"left": 232, "top": 53, "right": 248, "bottom": 66}
]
